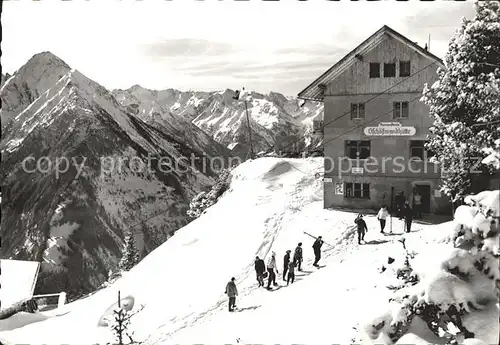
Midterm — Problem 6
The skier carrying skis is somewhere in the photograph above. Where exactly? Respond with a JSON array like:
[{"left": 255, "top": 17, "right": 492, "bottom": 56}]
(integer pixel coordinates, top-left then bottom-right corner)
[
  {"left": 254, "top": 256, "right": 265, "bottom": 287},
  {"left": 287, "top": 259, "right": 296, "bottom": 285},
  {"left": 283, "top": 250, "right": 291, "bottom": 281},
  {"left": 266, "top": 252, "right": 279, "bottom": 290},
  {"left": 354, "top": 213, "right": 368, "bottom": 244},
  {"left": 225, "top": 277, "right": 238, "bottom": 312},
  {"left": 293, "top": 242, "right": 303, "bottom": 271},
  {"left": 312, "top": 236, "right": 324, "bottom": 267}
]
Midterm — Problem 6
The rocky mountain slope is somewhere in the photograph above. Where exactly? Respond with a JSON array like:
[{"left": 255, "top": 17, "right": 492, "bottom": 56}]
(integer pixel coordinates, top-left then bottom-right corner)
[
  {"left": 112, "top": 86, "right": 324, "bottom": 159},
  {"left": 0, "top": 52, "right": 231, "bottom": 299}
]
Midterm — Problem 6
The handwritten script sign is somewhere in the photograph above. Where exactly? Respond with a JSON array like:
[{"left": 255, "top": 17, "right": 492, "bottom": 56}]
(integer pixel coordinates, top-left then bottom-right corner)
[{"left": 364, "top": 122, "right": 416, "bottom": 136}]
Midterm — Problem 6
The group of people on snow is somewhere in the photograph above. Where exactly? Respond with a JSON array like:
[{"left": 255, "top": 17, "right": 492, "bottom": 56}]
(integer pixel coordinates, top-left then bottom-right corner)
[
  {"left": 356, "top": 199, "right": 415, "bottom": 245},
  {"left": 255, "top": 237, "right": 324, "bottom": 290},
  {"left": 225, "top": 236, "right": 324, "bottom": 311},
  {"left": 225, "top": 196, "right": 419, "bottom": 311}
]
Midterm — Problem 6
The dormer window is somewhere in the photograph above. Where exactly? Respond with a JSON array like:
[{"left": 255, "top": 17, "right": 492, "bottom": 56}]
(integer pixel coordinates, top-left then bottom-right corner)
[
  {"left": 399, "top": 61, "right": 411, "bottom": 77},
  {"left": 369, "top": 63, "right": 380, "bottom": 78},
  {"left": 384, "top": 63, "right": 396, "bottom": 77}
]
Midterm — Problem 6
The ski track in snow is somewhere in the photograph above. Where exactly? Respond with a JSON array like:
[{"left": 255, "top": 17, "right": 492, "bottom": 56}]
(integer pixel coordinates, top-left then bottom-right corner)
[{"left": 1, "top": 158, "right": 497, "bottom": 345}]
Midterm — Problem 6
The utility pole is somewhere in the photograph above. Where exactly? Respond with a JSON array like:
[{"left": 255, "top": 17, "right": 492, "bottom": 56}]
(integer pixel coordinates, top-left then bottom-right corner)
[{"left": 234, "top": 88, "right": 255, "bottom": 160}]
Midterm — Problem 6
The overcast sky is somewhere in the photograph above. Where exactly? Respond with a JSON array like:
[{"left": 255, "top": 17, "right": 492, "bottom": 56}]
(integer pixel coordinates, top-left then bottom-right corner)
[{"left": 3, "top": 0, "right": 474, "bottom": 97}]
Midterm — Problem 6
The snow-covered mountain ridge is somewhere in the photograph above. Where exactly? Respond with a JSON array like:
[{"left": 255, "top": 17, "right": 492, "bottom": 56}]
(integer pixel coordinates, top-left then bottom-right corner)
[
  {"left": 0, "top": 52, "right": 231, "bottom": 298},
  {"left": 112, "top": 85, "right": 324, "bottom": 158}
]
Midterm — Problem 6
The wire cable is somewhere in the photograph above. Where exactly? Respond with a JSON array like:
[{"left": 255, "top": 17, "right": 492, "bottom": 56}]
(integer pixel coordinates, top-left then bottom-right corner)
[{"left": 276, "top": 60, "right": 440, "bottom": 154}]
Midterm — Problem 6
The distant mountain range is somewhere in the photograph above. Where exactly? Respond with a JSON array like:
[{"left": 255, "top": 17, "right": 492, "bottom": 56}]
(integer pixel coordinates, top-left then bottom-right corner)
[
  {"left": 112, "top": 85, "right": 323, "bottom": 159},
  {"left": 0, "top": 51, "right": 323, "bottom": 298}
]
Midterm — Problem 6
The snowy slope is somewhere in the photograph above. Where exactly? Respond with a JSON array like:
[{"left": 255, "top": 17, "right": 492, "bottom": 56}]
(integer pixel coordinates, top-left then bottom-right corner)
[
  {"left": 113, "top": 86, "right": 324, "bottom": 158},
  {"left": 2, "top": 158, "right": 496, "bottom": 344},
  {"left": 0, "top": 52, "right": 228, "bottom": 299}
]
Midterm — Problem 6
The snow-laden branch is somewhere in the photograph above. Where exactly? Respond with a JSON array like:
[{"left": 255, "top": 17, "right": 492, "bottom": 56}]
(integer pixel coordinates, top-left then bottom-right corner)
[{"left": 364, "top": 189, "right": 500, "bottom": 345}]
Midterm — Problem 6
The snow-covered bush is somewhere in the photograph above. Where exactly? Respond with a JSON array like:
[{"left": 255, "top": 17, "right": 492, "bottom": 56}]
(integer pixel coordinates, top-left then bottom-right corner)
[
  {"left": 100, "top": 269, "right": 123, "bottom": 289},
  {"left": 119, "top": 231, "right": 140, "bottom": 272},
  {"left": 421, "top": 0, "right": 500, "bottom": 202},
  {"left": 482, "top": 138, "right": 500, "bottom": 169},
  {"left": 364, "top": 190, "right": 499, "bottom": 345},
  {"left": 187, "top": 168, "right": 232, "bottom": 219}
]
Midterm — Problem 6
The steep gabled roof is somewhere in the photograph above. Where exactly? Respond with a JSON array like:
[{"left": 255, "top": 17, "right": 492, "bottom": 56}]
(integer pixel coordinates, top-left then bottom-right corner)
[{"left": 297, "top": 25, "right": 445, "bottom": 102}]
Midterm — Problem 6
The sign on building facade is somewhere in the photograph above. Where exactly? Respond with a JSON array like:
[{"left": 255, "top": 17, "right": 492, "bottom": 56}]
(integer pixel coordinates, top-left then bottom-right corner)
[
  {"left": 364, "top": 122, "right": 416, "bottom": 136},
  {"left": 334, "top": 182, "right": 343, "bottom": 195}
]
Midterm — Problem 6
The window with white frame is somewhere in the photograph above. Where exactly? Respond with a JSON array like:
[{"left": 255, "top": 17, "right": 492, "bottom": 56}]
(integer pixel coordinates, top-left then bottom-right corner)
[
  {"left": 350, "top": 103, "right": 365, "bottom": 120},
  {"left": 345, "top": 140, "right": 371, "bottom": 159},
  {"left": 344, "top": 182, "right": 370, "bottom": 199},
  {"left": 393, "top": 101, "right": 409, "bottom": 119}
]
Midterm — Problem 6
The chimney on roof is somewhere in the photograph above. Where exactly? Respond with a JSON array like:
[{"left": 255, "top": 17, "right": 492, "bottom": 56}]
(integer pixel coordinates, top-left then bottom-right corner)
[{"left": 424, "top": 43, "right": 428, "bottom": 51}]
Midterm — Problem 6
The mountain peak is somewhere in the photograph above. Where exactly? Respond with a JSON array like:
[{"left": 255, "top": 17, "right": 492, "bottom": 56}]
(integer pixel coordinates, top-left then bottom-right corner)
[
  {"left": 267, "top": 91, "right": 288, "bottom": 105},
  {"left": 128, "top": 84, "right": 149, "bottom": 92},
  {"left": 1, "top": 52, "right": 75, "bottom": 128},
  {"left": 12, "top": 51, "right": 73, "bottom": 88},
  {"left": 22, "top": 51, "right": 71, "bottom": 73}
]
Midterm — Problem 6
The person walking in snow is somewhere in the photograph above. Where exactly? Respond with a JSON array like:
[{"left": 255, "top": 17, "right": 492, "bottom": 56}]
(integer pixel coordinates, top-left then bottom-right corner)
[
  {"left": 283, "top": 250, "right": 291, "bottom": 281},
  {"left": 395, "top": 192, "right": 405, "bottom": 219},
  {"left": 287, "top": 260, "right": 296, "bottom": 285},
  {"left": 266, "top": 252, "right": 279, "bottom": 290},
  {"left": 225, "top": 277, "right": 238, "bottom": 312},
  {"left": 403, "top": 202, "right": 413, "bottom": 233},
  {"left": 355, "top": 213, "right": 368, "bottom": 244},
  {"left": 293, "top": 243, "right": 303, "bottom": 271},
  {"left": 377, "top": 205, "right": 390, "bottom": 234},
  {"left": 312, "top": 236, "right": 324, "bottom": 267},
  {"left": 413, "top": 191, "right": 422, "bottom": 219},
  {"left": 254, "top": 256, "right": 266, "bottom": 287}
]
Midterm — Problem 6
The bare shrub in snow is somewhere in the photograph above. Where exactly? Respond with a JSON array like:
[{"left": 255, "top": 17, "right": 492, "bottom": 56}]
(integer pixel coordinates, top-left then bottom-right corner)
[
  {"left": 106, "top": 291, "right": 144, "bottom": 345},
  {"left": 187, "top": 168, "right": 232, "bottom": 219},
  {"left": 364, "top": 190, "right": 499, "bottom": 345}
]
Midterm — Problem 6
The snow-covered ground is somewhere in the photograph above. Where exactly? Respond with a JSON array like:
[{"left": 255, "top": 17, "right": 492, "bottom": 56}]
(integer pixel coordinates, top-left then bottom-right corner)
[{"left": 0, "top": 158, "right": 497, "bottom": 345}]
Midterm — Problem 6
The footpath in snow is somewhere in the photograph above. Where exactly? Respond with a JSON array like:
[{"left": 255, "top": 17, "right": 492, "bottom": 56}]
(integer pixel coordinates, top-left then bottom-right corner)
[{"left": 1, "top": 157, "right": 496, "bottom": 345}]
